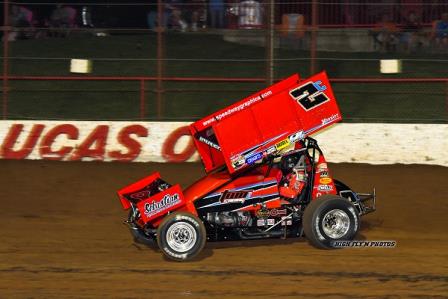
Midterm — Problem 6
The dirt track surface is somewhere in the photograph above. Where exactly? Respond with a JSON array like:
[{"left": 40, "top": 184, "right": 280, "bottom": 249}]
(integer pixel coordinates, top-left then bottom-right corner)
[{"left": 0, "top": 160, "right": 447, "bottom": 298}]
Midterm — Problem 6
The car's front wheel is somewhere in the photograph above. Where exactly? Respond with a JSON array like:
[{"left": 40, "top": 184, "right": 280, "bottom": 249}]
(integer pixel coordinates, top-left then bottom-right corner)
[
  {"left": 157, "top": 212, "right": 206, "bottom": 261},
  {"left": 303, "top": 195, "right": 360, "bottom": 249}
]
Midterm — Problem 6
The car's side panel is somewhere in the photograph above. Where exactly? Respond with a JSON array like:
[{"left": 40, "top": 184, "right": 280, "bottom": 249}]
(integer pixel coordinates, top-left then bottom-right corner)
[{"left": 194, "top": 167, "right": 283, "bottom": 215}]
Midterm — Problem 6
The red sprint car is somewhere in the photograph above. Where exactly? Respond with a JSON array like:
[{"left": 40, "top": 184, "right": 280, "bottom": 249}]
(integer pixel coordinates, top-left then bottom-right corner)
[{"left": 117, "top": 72, "right": 376, "bottom": 261}]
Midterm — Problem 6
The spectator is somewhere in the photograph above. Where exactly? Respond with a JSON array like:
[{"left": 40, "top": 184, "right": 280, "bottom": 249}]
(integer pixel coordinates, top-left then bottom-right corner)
[
  {"left": 147, "top": 0, "right": 169, "bottom": 30},
  {"left": 435, "top": 13, "right": 448, "bottom": 48},
  {"left": 372, "top": 14, "right": 399, "bottom": 52},
  {"left": 10, "top": 5, "right": 32, "bottom": 27},
  {"left": 186, "top": 0, "right": 206, "bottom": 31},
  {"left": 81, "top": 6, "right": 94, "bottom": 28},
  {"left": 209, "top": 0, "right": 225, "bottom": 29},
  {"left": 49, "top": 4, "right": 77, "bottom": 37},
  {"left": 400, "top": 0, "right": 423, "bottom": 24},
  {"left": 400, "top": 11, "right": 424, "bottom": 53},
  {"left": 165, "top": 0, "right": 188, "bottom": 31},
  {"left": 8, "top": 5, "right": 34, "bottom": 40}
]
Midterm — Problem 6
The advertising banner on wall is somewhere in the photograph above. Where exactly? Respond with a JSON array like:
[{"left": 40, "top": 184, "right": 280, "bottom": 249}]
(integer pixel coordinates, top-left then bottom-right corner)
[
  {"left": 0, "top": 121, "right": 447, "bottom": 166},
  {"left": 0, "top": 121, "right": 197, "bottom": 162}
]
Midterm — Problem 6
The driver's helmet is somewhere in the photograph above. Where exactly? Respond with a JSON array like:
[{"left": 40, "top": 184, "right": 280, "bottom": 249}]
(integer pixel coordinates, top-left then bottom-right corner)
[{"left": 280, "top": 152, "right": 301, "bottom": 175}]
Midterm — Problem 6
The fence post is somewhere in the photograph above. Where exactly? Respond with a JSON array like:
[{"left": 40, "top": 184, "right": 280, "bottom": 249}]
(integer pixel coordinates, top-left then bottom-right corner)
[
  {"left": 2, "top": 0, "right": 10, "bottom": 120},
  {"left": 310, "top": 0, "right": 318, "bottom": 74},
  {"left": 446, "top": 81, "right": 448, "bottom": 122},
  {"left": 140, "top": 79, "right": 145, "bottom": 120},
  {"left": 156, "top": 0, "right": 164, "bottom": 119},
  {"left": 265, "top": 0, "right": 275, "bottom": 85}
]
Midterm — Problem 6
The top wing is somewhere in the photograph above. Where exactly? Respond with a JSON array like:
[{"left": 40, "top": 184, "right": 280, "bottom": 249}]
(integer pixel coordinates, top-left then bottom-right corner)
[
  {"left": 191, "top": 74, "right": 300, "bottom": 133},
  {"left": 190, "top": 72, "right": 341, "bottom": 174}
]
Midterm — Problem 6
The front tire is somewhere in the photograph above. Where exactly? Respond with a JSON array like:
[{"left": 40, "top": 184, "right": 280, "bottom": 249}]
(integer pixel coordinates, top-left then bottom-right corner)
[
  {"left": 157, "top": 212, "right": 206, "bottom": 261},
  {"left": 303, "top": 195, "right": 360, "bottom": 249}
]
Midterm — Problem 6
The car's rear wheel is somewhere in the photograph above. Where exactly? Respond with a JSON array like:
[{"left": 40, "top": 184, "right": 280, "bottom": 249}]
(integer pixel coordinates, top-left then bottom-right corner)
[
  {"left": 157, "top": 212, "right": 206, "bottom": 261},
  {"left": 303, "top": 195, "right": 360, "bottom": 249}
]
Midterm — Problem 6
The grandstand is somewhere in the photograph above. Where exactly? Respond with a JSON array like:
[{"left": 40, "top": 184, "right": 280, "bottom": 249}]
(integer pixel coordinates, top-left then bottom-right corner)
[
  {"left": 0, "top": 1, "right": 447, "bottom": 122},
  {"left": 1, "top": 2, "right": 447, "bottom": 297}
]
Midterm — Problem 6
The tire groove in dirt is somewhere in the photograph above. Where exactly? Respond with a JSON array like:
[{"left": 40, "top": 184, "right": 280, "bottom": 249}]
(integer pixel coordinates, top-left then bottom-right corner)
[
  {"left": 6, "top": 289, "right": 445, "bottom": 299},
  {"left": 2, "top": 266, "right": 447, "bottom": 283},
  {"left": 1, "top": 161, "right": 448, "bottom": 297}
]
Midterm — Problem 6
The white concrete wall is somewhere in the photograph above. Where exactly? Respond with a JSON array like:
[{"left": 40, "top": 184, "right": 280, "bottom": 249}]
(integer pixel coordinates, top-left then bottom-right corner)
[
  {"left": 314, "top": 123, "right": 448, "bottom": 166},
  {"left": 0, "top": 121, "right": 446, "bottom": 166}
]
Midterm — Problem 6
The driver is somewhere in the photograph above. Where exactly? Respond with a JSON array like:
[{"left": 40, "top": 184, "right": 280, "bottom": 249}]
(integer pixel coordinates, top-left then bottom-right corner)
[{"left": 279, "top": 153, "right": 308, "bottom": 200}]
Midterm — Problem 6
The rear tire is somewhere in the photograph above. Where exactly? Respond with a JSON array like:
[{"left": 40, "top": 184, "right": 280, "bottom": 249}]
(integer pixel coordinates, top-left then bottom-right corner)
[
  {"left": 303, "top": 195, "right": 360, "bottom": 249},
  {"left": 157, "top": 212, "right": 206, "bottom": 261}
]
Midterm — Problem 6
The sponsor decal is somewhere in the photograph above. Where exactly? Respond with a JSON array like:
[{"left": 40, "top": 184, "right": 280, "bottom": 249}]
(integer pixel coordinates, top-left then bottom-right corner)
[
  {"left": 220, "top": 190, "right": 250, "bottom": 204},
  {"left": 319, "top": 177, "right": 333, "bottom": 185},
  {"left": 129, "top": 190, "right": 152, "bottom": 200},
  {"left": 198, "top": 136, "right": 220, "bottom": 151},
  {"left": 256, "top": 218, "right": 275, "bottom": 226},
  {"left": 257, "top": 219, "right": 266, "bottom": 226},
  {"left": 317, "top": 163, "right": 328, "bottom": 172},
  {"left": 269, "top": 209, "right": 287, "bottom": 217},
  {"left": 220, "top": 132, "right": 288, "bottom": 169},
  {"left": 246, "top": 152, "right": 263, "bottom": 164},
  {"left": 144, "top": 193, "right": 181, "bottom": 218},
  {"left": 321, "top": 113, "right": 340, "bottom": 126},
  {"left": 256, "top": 209, "right": 270, "bottom": 219},
  {"left": 288, "top": 131, "right": 304, "bottom": 143},
  {"left": 281, "top": 220, "right": 292, "bottom": 226},
  {"left": 256, "top": 208, "right": 287, "bottom": 218},
  {"left": 320, "top": 171, "right": 329, "bottom": 177},
  {"left": 231, "top": 155, "right": 245, "bottom": 169},
  {"left": 201, "top": 90, "right": 273, "bottom": 127},
  {"left": 318, "top": 185, "right": 333, "bottom": 192},
  {"left": 266, "top": 146, "right": 277, "bottom": 155},
  {"left": 275, "top": 138, "right": 291, "bottom": 151}
]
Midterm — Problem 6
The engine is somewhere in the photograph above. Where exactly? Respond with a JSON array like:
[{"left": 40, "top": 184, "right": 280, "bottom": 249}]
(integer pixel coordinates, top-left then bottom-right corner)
[{"left": 206, "top": 211, "right": 252, "bottom": 227}]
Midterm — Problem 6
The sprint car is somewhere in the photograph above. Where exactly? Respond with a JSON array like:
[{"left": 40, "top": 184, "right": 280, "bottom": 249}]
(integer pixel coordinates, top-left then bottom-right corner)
[{"left": 117, "top": 72, "right": 376, "bottom": 261}]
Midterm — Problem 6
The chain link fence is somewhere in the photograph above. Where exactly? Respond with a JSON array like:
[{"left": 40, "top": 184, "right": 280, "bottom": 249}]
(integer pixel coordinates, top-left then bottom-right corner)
[{"left": 1, "top": 1, "right": 447, "bottom": 123}]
